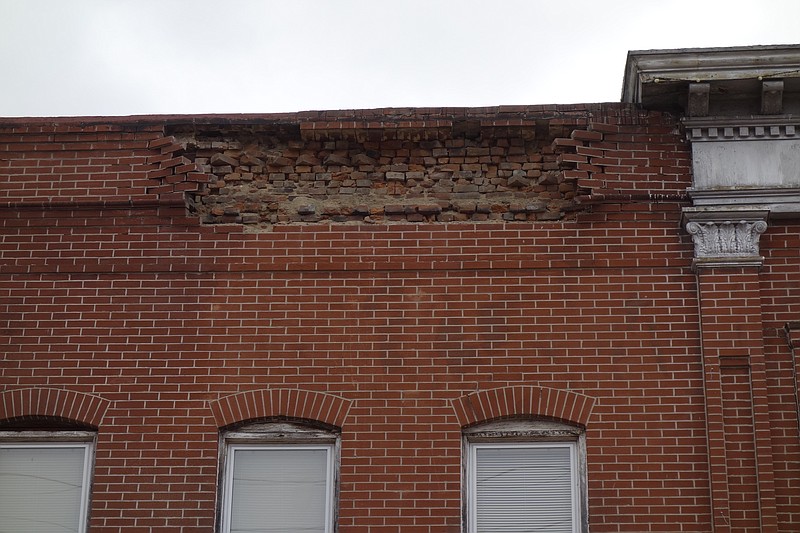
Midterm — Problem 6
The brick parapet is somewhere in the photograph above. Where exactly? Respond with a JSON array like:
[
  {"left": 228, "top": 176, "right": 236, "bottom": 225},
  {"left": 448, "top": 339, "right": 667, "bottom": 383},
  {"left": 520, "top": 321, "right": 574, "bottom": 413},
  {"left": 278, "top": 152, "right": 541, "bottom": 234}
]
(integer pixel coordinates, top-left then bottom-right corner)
[
  {"left": 0, "top": 106, "right": 685, "bottom": 227},
  {"left": 0, "top": 102, "right": 670, "bottom": 129},
  {"left": 0, "top": 122, "right": 163, "bottom": 206}
]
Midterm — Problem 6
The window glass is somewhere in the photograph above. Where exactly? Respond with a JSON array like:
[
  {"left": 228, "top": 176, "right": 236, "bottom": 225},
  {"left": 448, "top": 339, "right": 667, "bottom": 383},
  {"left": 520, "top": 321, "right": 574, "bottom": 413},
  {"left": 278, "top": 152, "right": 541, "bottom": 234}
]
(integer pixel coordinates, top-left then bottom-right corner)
[
  {"left": 0, "top": 442, "right": 93, "bottom": 533},
  {"left": 464, "top": 419, "right": 585, "bottom": 533},
  {"left": 220, "top": 422, "right": 338, "bottom": 533},
  {"left": 471, "top": 442, "right": 578, "bottom": 533}
]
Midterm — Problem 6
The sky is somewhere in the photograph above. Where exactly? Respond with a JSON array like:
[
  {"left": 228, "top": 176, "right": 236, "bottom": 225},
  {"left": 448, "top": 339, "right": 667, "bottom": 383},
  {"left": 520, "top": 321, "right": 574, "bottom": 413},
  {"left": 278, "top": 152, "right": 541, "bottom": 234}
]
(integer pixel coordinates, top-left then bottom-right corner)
[{"left": 1, "top": 0, "right": 799, "bottom": 117}]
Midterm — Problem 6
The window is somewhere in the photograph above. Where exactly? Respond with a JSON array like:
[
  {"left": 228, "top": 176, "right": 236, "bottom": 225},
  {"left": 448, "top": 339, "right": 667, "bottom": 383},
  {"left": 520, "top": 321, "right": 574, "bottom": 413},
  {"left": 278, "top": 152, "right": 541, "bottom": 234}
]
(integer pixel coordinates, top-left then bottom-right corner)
[
  {"left": 464, "top": 420, "right": 586, "bottom": 533},
  {"left": 219, "top": 421, "right": 338, "bottom": 533},
  {"left": 0, "top": 432, "right": 94, "bottom": 533}
]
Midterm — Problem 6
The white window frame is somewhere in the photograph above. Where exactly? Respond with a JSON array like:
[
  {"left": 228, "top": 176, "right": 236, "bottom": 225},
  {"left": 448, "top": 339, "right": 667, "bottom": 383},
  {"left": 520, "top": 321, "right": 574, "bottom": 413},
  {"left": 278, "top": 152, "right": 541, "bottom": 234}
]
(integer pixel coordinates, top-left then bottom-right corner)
[
  {"left": 463, "top": 420, "right": 587, "bottom": 533},
  {"left": 218, "top": 421, "right": 339, "bottom": 533},
  {"left": 0, "top": 431, "right": 95, "bottom": 533}
]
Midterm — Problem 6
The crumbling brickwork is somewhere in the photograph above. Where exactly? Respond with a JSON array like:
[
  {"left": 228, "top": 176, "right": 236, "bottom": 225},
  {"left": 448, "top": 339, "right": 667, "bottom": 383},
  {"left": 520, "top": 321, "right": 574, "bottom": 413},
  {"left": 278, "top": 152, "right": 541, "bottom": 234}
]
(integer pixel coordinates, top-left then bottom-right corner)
[{"left": 181, "top": 121, "right": 577, "bottom": 226}]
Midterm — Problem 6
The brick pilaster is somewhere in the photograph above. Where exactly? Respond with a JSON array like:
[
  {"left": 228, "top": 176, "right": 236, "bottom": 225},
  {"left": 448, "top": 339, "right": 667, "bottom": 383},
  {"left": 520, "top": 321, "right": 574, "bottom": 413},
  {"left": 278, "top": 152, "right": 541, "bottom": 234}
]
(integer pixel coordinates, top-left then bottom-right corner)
[
  {"left": 696, "top": 267, "right": 778, "bottom": 532},
  {"left": 785, "top": 322, "right": 800, "bottom": 452}
]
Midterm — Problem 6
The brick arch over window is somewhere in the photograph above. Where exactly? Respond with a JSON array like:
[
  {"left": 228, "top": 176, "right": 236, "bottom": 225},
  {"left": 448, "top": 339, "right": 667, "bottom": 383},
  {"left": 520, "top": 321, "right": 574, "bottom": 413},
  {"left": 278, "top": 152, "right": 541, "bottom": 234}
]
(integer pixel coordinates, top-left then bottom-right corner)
[
  {"left": 452, "top": 386, "right": 596, "bottom": 428},
  {"left": 208, "top": 388, "right": 352, "bottom": 429},
  {"left": 0, "top": 388, "right": 110, "bottom": 428}
]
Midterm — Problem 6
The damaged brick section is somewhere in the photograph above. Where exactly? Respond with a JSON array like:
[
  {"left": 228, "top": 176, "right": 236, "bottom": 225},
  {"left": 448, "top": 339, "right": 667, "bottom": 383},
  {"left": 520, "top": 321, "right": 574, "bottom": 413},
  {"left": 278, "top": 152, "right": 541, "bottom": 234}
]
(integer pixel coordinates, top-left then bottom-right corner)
[{"left": 171, "top": 109, "right": 597, "bottom": 228}]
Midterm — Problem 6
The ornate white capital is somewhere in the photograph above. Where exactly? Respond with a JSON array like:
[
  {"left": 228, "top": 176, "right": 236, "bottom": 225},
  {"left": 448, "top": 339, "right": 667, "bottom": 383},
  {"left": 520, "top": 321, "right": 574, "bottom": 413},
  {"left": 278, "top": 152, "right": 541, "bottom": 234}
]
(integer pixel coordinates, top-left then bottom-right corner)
[
  {"left": 686, "top": 218, "right": 767, "bottom": 255},
  {"left": 682, "top": 209, "right": 769, "bottom": 269}
]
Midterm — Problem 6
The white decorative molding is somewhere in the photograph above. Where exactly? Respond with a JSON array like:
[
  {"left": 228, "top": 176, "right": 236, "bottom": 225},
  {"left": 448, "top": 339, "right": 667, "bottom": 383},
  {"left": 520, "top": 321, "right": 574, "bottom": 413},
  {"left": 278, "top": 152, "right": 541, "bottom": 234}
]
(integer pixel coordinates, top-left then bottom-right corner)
[
  {"left": 684, "top": 115, "right": 800, "bottom": 206},
  {"left": 689, "top": 188, "right": 800, "bottom": 216},
  {"left": 622, "top": 44, "right": 800, "bottom": 106},
  {"left": 682, "top": 209, "right": 769, "bottom": 269},
  {"left": 685, "top": 120, "right": 800, "bottom": 142},
  {"left": 686, "top": 219, "right": 767, "bottom": 256}
]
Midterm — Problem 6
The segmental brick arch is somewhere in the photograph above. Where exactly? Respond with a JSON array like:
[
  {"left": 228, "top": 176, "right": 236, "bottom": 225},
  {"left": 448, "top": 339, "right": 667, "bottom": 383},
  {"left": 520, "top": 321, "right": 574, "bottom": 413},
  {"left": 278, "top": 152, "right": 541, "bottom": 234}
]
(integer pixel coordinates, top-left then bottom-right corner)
[
  {"left": 208, "top": 388, "right": 352, "bottom": 429},
  {"left": 0, "top": 387, "right": 110, "bottom": 428},
  {"left": 452, "top": 385, "right": 595, "bottom": 428}
]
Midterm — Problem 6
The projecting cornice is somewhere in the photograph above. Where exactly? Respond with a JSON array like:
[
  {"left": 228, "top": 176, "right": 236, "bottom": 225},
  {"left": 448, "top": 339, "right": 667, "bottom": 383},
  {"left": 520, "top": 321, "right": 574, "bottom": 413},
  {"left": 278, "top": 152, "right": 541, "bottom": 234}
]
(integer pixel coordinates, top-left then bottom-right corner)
[
  {"left": 623, "top": 45, "right": 800, "bottom": 87},
  {"left": 624, "top": 45, "right": 800, "bottom": 220},
  {"left": 622, "top": 44, "right": 800, "bottom": 116}
]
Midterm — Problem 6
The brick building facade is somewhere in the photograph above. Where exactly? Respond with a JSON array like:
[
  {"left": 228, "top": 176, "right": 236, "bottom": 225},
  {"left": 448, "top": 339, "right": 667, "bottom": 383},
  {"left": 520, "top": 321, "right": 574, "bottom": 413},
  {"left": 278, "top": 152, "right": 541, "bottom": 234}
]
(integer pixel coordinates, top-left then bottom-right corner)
[{"left": 2, "top": 46, "right": 799, "bottom": 532}]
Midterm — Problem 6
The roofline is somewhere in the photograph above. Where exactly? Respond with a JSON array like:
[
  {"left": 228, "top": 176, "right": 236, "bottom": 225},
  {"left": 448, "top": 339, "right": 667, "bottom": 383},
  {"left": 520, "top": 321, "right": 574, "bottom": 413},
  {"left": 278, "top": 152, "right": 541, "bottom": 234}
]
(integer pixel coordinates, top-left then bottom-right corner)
[{"left": 0, "top": 103, "right": 630, "bottom": 127}]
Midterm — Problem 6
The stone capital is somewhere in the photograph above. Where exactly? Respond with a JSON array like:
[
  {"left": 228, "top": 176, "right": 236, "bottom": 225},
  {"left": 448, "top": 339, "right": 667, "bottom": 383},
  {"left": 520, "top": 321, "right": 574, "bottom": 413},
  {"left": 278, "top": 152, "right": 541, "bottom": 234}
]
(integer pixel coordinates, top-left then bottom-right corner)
[{"left": 682, "top": 209, "right": 769, "bottom": 269}]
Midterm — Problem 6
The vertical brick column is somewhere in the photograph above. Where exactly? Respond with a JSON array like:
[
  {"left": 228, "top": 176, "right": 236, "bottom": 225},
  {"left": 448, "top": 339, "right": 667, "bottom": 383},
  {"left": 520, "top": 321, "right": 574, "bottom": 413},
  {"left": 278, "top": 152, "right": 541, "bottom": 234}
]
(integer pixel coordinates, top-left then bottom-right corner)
[
  {"left": 686, "top": 211, "right": 777, "bottom": 532},
  {"left": 786, "top": 322, "right": 800, "bottom": 450},
  {"left": 696, "top": 268, "right": 777, "bottom": 532}
]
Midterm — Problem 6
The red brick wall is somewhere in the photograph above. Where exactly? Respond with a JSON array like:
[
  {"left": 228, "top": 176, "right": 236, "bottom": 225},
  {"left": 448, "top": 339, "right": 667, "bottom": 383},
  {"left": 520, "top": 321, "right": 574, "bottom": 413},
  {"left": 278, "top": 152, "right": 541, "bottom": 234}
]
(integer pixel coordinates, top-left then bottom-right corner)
[
  {"left": 2, "top": 107, "right": 799, "bottom": 532},
  {"left": 720, "top": 366, "right": 760, "bottom": 532},
  {"left": 760, "top": 224, "right": 800, "bottom": 529},
  {"left": 0, "top": 123, "right": 162, "bottom": 204}
]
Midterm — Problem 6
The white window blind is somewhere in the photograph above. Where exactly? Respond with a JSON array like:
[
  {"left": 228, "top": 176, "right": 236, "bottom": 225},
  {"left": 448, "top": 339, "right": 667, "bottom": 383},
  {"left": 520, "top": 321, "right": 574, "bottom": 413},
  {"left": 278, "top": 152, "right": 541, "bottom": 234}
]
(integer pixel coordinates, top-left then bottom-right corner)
[
  {"left": 223, "top": 444, "right": 333, "bottom": 533},
  {"left": 470, "top": 442, "right": 579, "bottom": 533},
  {"left": 0, "top": 443, "right": 92, "bottom": 533}
]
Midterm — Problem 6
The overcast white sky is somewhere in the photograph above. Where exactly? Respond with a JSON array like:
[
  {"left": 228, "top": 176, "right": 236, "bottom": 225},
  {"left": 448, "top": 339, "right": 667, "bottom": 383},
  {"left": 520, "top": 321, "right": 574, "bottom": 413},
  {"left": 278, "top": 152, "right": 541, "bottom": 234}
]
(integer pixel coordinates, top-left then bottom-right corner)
[{"left": 1, "top": 0, "right": 798, "bottom": 117}]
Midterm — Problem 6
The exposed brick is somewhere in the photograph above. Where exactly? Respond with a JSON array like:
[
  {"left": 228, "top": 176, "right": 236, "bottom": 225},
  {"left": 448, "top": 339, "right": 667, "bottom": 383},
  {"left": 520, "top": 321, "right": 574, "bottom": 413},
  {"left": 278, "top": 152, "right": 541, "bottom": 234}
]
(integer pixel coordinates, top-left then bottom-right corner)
[
  {"left": 571, "top": 129, "right": 603, "bottom": 142},
  {"left": 1, "top": 107, "right": 798, "bottom": 533}
]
